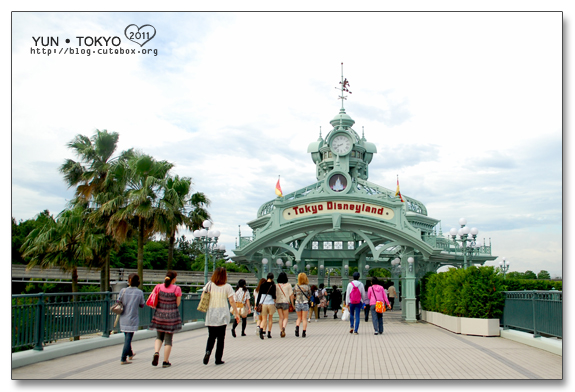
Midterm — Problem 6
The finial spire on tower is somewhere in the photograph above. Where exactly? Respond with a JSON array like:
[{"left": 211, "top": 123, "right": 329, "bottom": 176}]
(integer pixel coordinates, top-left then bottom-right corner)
[{"left": 336, "top": 62, "right": 351, "bottom": 109}]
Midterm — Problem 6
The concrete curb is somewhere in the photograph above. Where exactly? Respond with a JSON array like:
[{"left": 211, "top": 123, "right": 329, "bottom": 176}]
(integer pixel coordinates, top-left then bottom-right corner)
[
  {"left": 500, "top": 328, "right": 562, "bottom": 356},
  {"left": 11, "top": 321, "right": 206, "bottom": 369}
]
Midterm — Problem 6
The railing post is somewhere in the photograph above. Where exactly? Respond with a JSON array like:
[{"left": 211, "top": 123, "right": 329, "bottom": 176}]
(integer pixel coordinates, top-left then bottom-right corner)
[
  {"left": 532, "top": 291, "right": 540, "bottom": 338},
  {"left": 33, "top": 293, "right": 45, "bottom": 351},
  {"left": 102, "top": 291, "right": 111, "bottom": 338},
  {"left": 180, "top": 295, "right": 185, "bottom": 324}
]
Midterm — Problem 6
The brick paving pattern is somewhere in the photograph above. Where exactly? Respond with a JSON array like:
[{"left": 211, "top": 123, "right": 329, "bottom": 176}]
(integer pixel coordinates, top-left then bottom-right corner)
[{"left": 12, "top": 311, "right": 562, "bottom": 379}]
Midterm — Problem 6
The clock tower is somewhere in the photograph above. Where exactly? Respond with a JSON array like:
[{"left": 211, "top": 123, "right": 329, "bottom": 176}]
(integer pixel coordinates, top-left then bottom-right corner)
[{"left": 307, "top": 64, "right": 377, "bottom": 193}]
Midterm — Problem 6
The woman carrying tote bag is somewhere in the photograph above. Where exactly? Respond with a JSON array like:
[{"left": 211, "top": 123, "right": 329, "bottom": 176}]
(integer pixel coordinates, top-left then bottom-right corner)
[
  {"left": 202, "top": 267, "right": 240, "bottom": 365},
  {"left": 119, "top": 273, "right": 145, "bottom": 365},
  {"left": 231, "top": 279, "right": 251, "bottom": 337}
]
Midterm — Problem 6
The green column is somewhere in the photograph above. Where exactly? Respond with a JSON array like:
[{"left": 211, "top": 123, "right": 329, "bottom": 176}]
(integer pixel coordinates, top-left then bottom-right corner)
[
  {"left": 341, "top": 259, "right": 349, "bottom": 300},
  {"left": 318, "top": 259, "right": 325, "bottom": 287},
  {"left": 402, "top": 254, "right": 417, "bottom": 322}
]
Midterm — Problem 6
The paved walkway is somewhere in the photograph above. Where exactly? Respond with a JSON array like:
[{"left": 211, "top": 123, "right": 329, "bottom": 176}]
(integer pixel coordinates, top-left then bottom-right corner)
[{"left": 12, "top": 311, "right": 562, "bottom": 380}]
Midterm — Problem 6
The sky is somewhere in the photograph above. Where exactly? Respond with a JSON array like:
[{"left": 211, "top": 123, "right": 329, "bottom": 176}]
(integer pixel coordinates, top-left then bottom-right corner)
[{"left": 9, "top": 9, "right": 565, "bottom": 282}]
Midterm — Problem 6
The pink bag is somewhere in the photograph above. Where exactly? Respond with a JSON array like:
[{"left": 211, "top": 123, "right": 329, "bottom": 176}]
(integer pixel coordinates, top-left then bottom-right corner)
[{"left": 146, "top": 285, "right": 159, "bottom": 308}]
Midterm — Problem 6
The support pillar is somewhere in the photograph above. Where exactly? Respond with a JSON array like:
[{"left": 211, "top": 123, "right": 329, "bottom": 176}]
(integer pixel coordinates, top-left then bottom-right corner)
[
  {"left": 318, "top": 259, "right": 325, "bottom": 288},
  {"left": 341, "top": 259, "right": 349, "bottom": 299},
  {"left": 402, "top": 253, "right": 417, "bottom": 322}
]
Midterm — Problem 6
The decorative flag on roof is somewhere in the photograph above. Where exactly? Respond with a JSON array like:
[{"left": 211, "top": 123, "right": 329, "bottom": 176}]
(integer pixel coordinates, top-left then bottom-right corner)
[
  {"left": 395, "top": 175, "right": 405, "bottom": 202},
  {"left": 275, "top": 176, "right": 283, "bottom": 197}
]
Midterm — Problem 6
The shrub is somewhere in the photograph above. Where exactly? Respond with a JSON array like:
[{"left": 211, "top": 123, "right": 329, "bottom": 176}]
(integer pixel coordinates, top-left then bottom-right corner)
[
  {"left": 421, "top": 266, "right": 506, "bottom": 319},
  {"left": 503, "top": 279, "right": 562, "bottom": 291}
]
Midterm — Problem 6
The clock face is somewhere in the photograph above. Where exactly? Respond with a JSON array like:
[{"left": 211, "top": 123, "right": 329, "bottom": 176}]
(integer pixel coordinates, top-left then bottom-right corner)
[{"left": 330, "top": 134, "right": 352, "bottom": 155}]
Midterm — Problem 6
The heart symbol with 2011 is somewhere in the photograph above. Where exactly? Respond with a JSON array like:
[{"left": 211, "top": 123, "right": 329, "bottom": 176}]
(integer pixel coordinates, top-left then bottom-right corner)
[{"left": 124, "top": 24, "right": 156, "bottom": 47}]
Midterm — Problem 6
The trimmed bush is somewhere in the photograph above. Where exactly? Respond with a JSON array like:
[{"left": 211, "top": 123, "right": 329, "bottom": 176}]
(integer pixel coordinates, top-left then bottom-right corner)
[
  {"left": 421, "top": 266, "right": 506, "bottom": 319},
  {"left": 503, "top": 279, "right": 562, "bottom": 291}
]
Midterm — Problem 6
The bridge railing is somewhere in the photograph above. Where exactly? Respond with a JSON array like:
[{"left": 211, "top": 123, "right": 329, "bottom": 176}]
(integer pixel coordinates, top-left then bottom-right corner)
[
  {"left": 502, "top": 290, "right": 562, "bottom": 338},
  {"left": 12, "top": 291, "right": 202, "bottom": 352}
]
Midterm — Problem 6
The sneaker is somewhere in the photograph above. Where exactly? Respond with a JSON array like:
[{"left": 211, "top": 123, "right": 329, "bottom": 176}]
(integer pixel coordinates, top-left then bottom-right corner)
[
  {"left": 354, "top": 332, "right": 359, "bottom": 335},
  {"left": 315, "top": 319, "right": 318, "bottom": 322},
  {"left": 152, "top": 352, "right": 159, "bottom": 366},
  {"left": 267, "top": 332, "right": 272, "bottom": 339},
  {"left": 374, "top": 332, "right": 378, "bottom": 335},
  {"left": 162, "top": 361, "right": 171, "bottom": 368},
  {"left": 349, "top": 329, "right": 353, "bottom": 334},
  {"left": 256, "top": 327, "right": 259, "bottom": 335},
  {"left": 241, "top": 332, "right": 247, "bottom": 336},
  {"left": 231, "top": 329, "right": 236, "bottom": 338},
  {"left": 307, "top": 318, "right": 311, "bottom": 322},
  {"left": 215, "top": 361, "right": 225, "bottom": 365},
  {"left": 129, "top": 353, "right": 136, "bottom": 360}
]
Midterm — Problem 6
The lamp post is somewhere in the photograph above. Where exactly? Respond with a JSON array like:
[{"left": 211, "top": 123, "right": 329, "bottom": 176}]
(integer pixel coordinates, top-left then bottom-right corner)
[
  {"left": 276, "top": 258, "right": 284, "bottom": 274},
  {"left": 213, "top": 243, "right": 226, "bottom": 270},
  {"left": 499, "top": 257, "right": 510, "bottom": 279},
  {"left": 449, "top": 218, "right": 479, "bottom": 269},
  {"left": 262, "top": 258, "right": 269, "bottom": 277},
  {"left": 407, "top": 257, "right": 414, "bottom": 273},
  {"left": 193, "top": 220, "right": 222, "bottom": 284}
]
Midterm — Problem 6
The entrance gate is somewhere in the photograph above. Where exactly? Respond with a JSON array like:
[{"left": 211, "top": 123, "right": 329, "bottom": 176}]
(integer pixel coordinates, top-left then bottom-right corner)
[{"left": 232, "top": 69, "right": 496, "bottom": 322}]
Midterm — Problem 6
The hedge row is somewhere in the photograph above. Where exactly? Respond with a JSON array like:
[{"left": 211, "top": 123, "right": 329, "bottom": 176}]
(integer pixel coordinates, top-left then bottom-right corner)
[
  {"left": 503, "top": 279, "right": 562, "bottom": 291},
  {"left": 420, "top": 266, "right": 506, "bottom": 319}
]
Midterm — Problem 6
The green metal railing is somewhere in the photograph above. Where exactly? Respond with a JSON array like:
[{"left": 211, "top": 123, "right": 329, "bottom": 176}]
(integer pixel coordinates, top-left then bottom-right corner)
[
  {"left": 12, "top": 291, "right": 202, "bottom": 351},
  {"left": 502, "top": 290, "right": 562, "bottom": 338}
]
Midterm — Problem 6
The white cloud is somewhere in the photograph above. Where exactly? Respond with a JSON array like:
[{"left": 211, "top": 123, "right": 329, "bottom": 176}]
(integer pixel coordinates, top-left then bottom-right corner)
[{"left": 9, "top": 10, "right": 564, "bottom": 280}]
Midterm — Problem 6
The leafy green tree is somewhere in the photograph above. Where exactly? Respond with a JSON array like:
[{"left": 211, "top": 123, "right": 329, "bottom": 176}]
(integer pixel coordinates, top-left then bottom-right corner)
[
  {"left": 506, "top": 271, "right": 524, "bottom": 280},
  {"left": 104, "top": 151, "right": 174, "bottom": 288},
  {"left": 60, "top": 129, "right": 122, "bottom": 291},
  {"left": 537, "top": 270, "right": 551, "bottom": 280},
  {"left": 21, "top": 206, "right": 90, "bottom": 293},
  {"left": 523, "top": 270, "right": 537, "bottom": 280}
]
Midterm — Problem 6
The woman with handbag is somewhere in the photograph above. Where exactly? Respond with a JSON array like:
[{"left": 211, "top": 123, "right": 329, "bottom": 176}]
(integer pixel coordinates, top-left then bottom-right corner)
[
  {"left": 308, "top": 285, "right": 319, "bottom": 322},
  {"left": 231, "top": 279, "right": 251, "bottom": 337},
  {"left": 118, "top": 273, "right": 145, "bottom": 365},
  {"left": 293, "top": 272, "right": 312, "bottom": 338},
  {"left": 256, "top": 272, "right": 276, "bottom": 340},
  {"left": 253, "top": 278, "right": 266, "bottom": 335},
  {"left": 148, "top": 270, "right": 182, "bottom": 368},
  {"left": 367, "top": 276, "right": 391, "bottom": 335},
  {"left": 275, "top": 272, "right": 294, "bottom": 338},
  {"left": 317, "top": 283, "right": 328, "bottom": 318},
  {"left": 202, "top": 267, "right": 240, "bottom": 365}
]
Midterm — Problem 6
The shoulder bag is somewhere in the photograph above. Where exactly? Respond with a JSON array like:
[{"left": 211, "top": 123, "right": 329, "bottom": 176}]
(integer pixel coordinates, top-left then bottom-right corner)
[
  {"left": 111, "top": 288, "right": 125, "bottom": 315},
  {"left": 255, "top": 284, "right": 272, "bottom": 313},
  {"left": 230, "top": 290, "right": 248, "bottom": 316},
  {"left": 146, "top": 285, "right": 160, "bottom": 308},
  {"left": 297, "top": 284, "right": 313, "bottom": 307},
  {"left": 373, "top": 286, "right": 386, "bottom": 314},
  {"left": 197, "top": 282, "right": 212, "bottom": 313}
]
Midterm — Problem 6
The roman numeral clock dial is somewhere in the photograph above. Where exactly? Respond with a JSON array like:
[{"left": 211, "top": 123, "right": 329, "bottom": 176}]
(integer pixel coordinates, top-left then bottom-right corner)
[{"left": 330, "top": 134, "right": 352, "bottom": 155}]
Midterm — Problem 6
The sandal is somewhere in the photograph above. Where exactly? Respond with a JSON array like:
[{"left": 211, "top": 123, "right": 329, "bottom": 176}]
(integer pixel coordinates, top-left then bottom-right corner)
[
  {"left": 152, "top": 352, "right": 159, "bottom": 366},
  {"left": 129, "top": 353, "right": 136, "bottom": 360},
  {"left": 121, "top": 360, "right": 132, "bottom": 365}
]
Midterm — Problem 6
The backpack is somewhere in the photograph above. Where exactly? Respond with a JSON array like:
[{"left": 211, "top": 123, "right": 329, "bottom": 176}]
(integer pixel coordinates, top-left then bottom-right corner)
[
  {"left": 316, "top": 289, "right": 324, "bottom": 300},
  {"left": 349, "top": 282, "right": 362, "bottom": 304}
]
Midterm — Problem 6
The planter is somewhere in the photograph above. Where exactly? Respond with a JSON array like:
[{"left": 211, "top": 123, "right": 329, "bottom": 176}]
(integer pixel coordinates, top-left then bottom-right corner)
[
  {"left": 460, "top": 317, "right": 500, "bottom": 337},
  {"left": 422, "top": 310, "right": 499, "bottom": 336}
]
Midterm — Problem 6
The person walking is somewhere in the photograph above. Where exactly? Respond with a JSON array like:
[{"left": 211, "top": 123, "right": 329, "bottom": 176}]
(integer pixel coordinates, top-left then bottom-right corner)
[
  {"left": 317, "top": 283, "right": 328, "bottom": 318},
  {"left": 256, "top": 273, "right": 277, "bottom": 339},
  {"left": 367, "top": 277, "right": 391, "bottom": 335},
  {"left": 202, "top": 267, "right": 240, "bottom": 365},
  {"left": 364, "top": 279, "right": 372, "bottom": 322},
  {"left": 148, "top": 271, "right": 182, "bottom": 368},
  {"left": 346, "top": 272, "right": 367, "bottom": 335},
  {"left": 118, "top": 273, "right": 145, "bottom": 365},
  {"left": 308, "top": 285, "right": 319, "bottom": 322},
  {"left": 387, "top": 283, "right": 397, "bottom": 311},
  {"left": 293, "top": 272, "right": 312, "bottom": 338},
  {"left": 231, "top": 279, "right": 251, "bottom": 337},
  {"left": 275, "top": 272, "right": 294, "bottom": 338},
  {"left": 330, "top": 285, "right": 342, "bottom": 319},
  {"left": 253, "top": 278, "right": 266, "bottom": 335}
]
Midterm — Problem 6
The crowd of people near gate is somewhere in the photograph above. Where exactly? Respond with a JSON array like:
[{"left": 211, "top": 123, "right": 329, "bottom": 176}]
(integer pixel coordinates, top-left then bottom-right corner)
[{"left": 114, "top": 268, "right": 397, "bottom": 367}]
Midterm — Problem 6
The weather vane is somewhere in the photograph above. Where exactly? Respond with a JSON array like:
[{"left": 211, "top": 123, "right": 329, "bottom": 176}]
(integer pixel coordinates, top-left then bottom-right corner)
[{"left": 336, "top": 62, "right": 351, "bottom": 108}]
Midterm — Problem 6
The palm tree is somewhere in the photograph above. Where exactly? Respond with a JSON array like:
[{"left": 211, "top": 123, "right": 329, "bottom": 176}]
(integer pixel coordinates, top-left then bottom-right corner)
[
  {"left": 60, "top": 129, "right": 121, "bottom": 291},
  {"left": 156, "top": 176, "right": 211, "bottom": 270},
  {"left": 103, "top": 151, "right": 173, "bottom": 288},
  {"left": 21, "top": 207, "right": 91, "bottom": 293}
]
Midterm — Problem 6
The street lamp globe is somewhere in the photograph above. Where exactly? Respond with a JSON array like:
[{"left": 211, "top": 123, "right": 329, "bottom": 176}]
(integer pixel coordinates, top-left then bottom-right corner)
[
  {"left": 365, "top": 264, "right": 370, "bottom": 270},
  {"left": 462, "top": 226, "right": 470, "bottom": 235},
  {"left": 203, "top": 220, "right": 212, "bottom": 229},
  {"left": 407, "top": 257, "right": 414, "bottom": 264},
  {"left": 470, "top": 227, "right": 479, "bottom": 236},
  {"left": 199, "top": 229, "right": 208, "bottom": 237},
  {"left": 285, "top": 260, "right": 292, "bottom": 267},
  {"left": 262, "top": 258, "right": 268, "bottom": 265},
  {"left": 218, "top": 244, "right": 225, "bottom": 251},
  {"left": 193, "top": 230, "right": 201, "bottom": 238},
  {"left": 276, "top": 259, "right": 283, "bottom": 266},
  {"left": 459, "top": 218, "right": 467, "bottom": 226},
  {"left": 210, "top": 229, "right": 220, "bottom": 238},
  {"left": 306, "top": 264, "right": 311, "bottom": 270},
  {"left": 319, "top": 264, "right": 324, "bottom": 270},
  {"left": 449, "top": 228, "right": 457, "bottom": 237}
]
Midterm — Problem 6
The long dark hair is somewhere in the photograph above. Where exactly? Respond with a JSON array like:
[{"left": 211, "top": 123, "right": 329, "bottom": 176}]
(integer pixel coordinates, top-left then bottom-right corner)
[
  {"left": 165, "top": 270, "right": 177, "bottom": 288},
  {"left": 236, "top": 279, "right": 247, "bottom": 292}
]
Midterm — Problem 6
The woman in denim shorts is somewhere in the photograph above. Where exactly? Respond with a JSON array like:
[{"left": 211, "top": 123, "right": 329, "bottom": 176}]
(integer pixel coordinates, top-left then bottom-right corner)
[
  {"left": 253, "top": 278, "right": 266, "bottom": 335},
  {"left": 275, "top": 272, "right": 294, "bottom": 338},
  {"left": 293, "top": 273, "right": 312, "bottom": 338}
]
